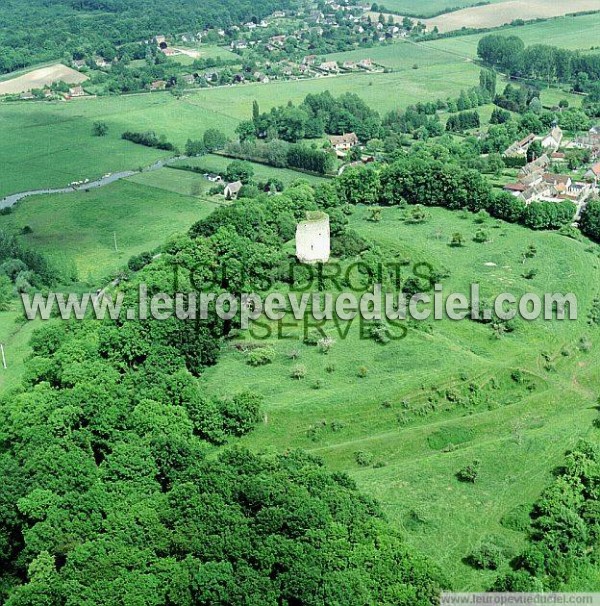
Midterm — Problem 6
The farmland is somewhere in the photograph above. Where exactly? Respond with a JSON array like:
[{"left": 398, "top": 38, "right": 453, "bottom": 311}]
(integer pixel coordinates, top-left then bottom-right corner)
[
  {"left": 376, "top": 0, "right": 508, "bottom": 18},
  {"left": 0, "top": 64, "right": 88, "bottom": 95},
  {"left": 423, "top": 12, "right": 600, "bottom": 57},
  {"left": 201, "top": 204, "right": 600, "bottom": 589}
]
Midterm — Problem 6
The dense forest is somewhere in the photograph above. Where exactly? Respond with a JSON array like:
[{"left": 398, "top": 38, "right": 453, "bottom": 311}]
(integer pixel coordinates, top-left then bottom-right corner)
[{"left": 0, "top": 0, "right": 297, "bottom": 73}]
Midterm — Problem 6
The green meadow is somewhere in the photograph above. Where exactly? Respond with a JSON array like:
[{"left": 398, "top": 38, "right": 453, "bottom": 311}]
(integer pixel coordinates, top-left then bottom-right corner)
[
  {"left": 324, "top": 39, "right": 467, "bottom": 71},
  {"left": 0, "top": 93, "right": 240, "bottom": 197},
  {"left": 201, "top": 204, "right": 600, "bottom": 589},
  {"left": 0, "top": 180, "right": 215, "bottom": 283},
  {"left": 169, "top": 154, "right": 329, "bottom": 186},
  {"left": 186, "top": 61, "right": 482, "bottom": 118},
  {"left": 423, "top": 12, "right": 600, "bottom": 57}
]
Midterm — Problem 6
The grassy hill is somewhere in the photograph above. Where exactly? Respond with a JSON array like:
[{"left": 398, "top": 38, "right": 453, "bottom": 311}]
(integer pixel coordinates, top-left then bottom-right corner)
[{"left": 200, "top": 204, "right": 600, "bottom": 589}]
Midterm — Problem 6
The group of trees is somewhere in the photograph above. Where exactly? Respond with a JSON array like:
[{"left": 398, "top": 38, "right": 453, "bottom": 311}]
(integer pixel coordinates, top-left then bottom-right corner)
[
  {"left": 0, "top": 278, "right": 445, "bottom": 603},
  {"left": 0, "top": 0, "right": 295, "bottom": 73},
  {"left": 445, "top": 110, "right": 481, "bottom": 133},
  {"left": 122, "top": 130, "right": 178, "bottom": 152},
  {"left": 493, "top": 439, "right": 600, "bottom": 591},
  {"left": 478, "top": 33, "right": 600, "bottom": 93}
]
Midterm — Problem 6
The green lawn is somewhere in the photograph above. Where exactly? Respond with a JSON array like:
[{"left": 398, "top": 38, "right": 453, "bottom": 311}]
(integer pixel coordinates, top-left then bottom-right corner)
[
  {"left": 0, "top": 180, "right": 216, "bottom": 283},
  {"left": 201, "top": 204, "right": 600, "bottom": 590}
]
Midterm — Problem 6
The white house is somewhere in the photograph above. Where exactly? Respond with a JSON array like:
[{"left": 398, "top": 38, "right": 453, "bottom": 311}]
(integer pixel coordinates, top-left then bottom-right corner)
[
  {"left": 541, "top": 126, "right": 563, "bottom": 151},
  {"left": 296, "top": 212, "right": 330, "bottom": 264},
  {"left": 224, "top": 181, "right": 243, "bottom": 199}
]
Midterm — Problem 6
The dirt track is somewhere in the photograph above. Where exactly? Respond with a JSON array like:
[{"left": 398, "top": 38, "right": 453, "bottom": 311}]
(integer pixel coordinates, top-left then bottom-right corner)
[{"left": 0, "top": 64, "right": 88, "bottom": 95}]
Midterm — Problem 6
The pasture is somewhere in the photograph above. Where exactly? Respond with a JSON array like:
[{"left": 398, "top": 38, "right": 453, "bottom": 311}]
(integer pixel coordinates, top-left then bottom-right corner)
[
  {"left": 168, "top": 154, "right": 329, "bottom": 186},
  {"left": 324, "top": 39, "right": 467, "bottom": 71},
  {"left": 0, "top": 93, "right": 240, "bottom": 197},
  {"left": 201, "top": 204, "right": 600, "bottom": 589},
  {"left": 185, "top": 61, "right": 482, "bottom": 119},
  {"left": 0, "top": 180, "right": 215, "bottom": 283}
]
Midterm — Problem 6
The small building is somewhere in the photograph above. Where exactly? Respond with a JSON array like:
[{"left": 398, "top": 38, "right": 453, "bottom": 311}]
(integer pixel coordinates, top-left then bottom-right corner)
[
  {"left": 504, "top": 133, "right": 535, "bottom": 157},
  {"left": 503, "top": 183, "right": 526, "bottom": 196},
  {"left": 154, "top": 35, "right": 166, "bottom": 45},
  {"left": 319, "top": 61, "right": 339, "bottom": 73},
  {"left": 224, "top": 181, "right": 243, "bottom": 199},
  {"left": 358, "top": 58, "right": 373, "bottom": 69},
  {"left": 181, "top": 74, "right": 196, "bottom": 85},
  {"left": 150, "top": 80, "right": 167, "bottom": 91},
  {"left": 584, "top": 162, "right": 600, "bottom": 184},
  {"left": 94, "top": 56, "right": 109, "bottom": 68},
  {"left": 296, "top": 211, "right": 330, "bottom": 265},
  {"left": 270, "top": 35, "right": 287, "bottom": 47},
  {"left": 541, "top": 126, "right": 563, "bottom": 151},
  {"left": 72, "top": 59, "right": 86, "bottom": 70},
  {"left": 205, "top": 173, "right": 222, "bottom": 183},
  {"left": 329, "top": 132, "right": 359, "bottom": 151},
  {"left": 68, "top": 86, "right": 85, "bottom": 98},
  {"left": 20, "top": 91, "right": 35, "bottom": 100}
]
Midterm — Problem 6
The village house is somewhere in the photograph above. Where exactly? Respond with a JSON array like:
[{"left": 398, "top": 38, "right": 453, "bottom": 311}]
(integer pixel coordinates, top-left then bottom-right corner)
[
  {"left": 584, "top": 162, "right": 600, "bottom": 184},
  {"left": 270, "top": 35, "right": 287, "bottom": 47},
  {"left": 271, "top": 10, "right": 286, "bottom": 18},
  {"left": 72, "top": 59, "right": 86, "bottom": 70},
  {"left": 542, "top": 173, "right": 571, "bottom": 194},
  {"left": 153, "top": 35, "right": 166, "bottom": 45},
  {"left": 519, "top": 154, "right": 550, "bottom": 177},
  {"left": 205, "top": 173, "right": 222, "bottom": 183},
  {"left": 504, "top": 133, "right": 536, "bottom": 157},
  {"left": 161, "top": 47, "right": 179, "bottom": 57},
  {"left": 150, "top": 80, "right": 167, "bottom": 91},
  {"left": 343, "top": 61, "right": 357, "bottom": 70},
  {"left": 181, "top": 74, "right": 196, "bottom": 85},
  {"left": 358, "top": 58, "right": 374, "bottom": 70},
  {"left": 319, "top": 61, "right": 339, "bottom": 73},
  {"left": 540, "top": 126, "right": 563, "bottom": 151},
  {"left": 20, "top": 92, "right": 35, "bottom": 101},
  {"left": 68, "top": 86, "right": 85, "bottom": 98},
  {"left": 224, "top": 181, "right": 243, "bottom": 200},
  {"left": 329, "top": 132, "right": 359, "bottom": 152},
  {"left": 230, "top": 40, "right": 248, "bottom": 50},
  {"left": 302, "top": 55, "right": 318, "bottom": 66}
]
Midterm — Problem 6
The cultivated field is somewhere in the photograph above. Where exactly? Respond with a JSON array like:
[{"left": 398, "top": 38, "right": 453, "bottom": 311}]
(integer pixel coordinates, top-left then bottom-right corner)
[
  {"left": 379, "top": 0, "right": 600, "bottom": 33},
  {"left": 422, "top": 12, "right": 600, "bottom": 57},
  {"left": 202, "top": 204, "right": 600, "bottom": 589},
  {"left": 377, "top": 0, "right": 507, "bottom": 18},
  {"left": 0, "top": 63, "right": 88, "bottom": 95}
]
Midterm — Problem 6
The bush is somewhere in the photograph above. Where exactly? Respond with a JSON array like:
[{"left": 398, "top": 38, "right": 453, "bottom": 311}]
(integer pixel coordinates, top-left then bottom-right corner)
[
  {"left": 127, "top": 251, "right": 153, "bottom": 272},
  {"left": 355, "top": 451, "right": 374, "bottom": 466},
  {"left": 456, "top": 459, "right": 480, "bottom": 483},
  {"left": 357, "top": 366, "right": 368, "bottom": 378},
  {"left": 246, "top": 347, "right": 276, "bottom": 367},
  {"left": 291, "top": 364, "right": 307, "bottom": 380},
  {"left": 467, "top": 542, "right": 506, "bottom": 570}
]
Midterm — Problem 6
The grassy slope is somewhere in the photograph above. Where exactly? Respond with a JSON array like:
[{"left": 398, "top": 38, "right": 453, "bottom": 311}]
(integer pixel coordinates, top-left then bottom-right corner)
[
  {"left": 201, "top": 205, "right": 600, "bottom": 589},
  {"left": 0, "top": 180, "right": 216, "bottom": 283}
]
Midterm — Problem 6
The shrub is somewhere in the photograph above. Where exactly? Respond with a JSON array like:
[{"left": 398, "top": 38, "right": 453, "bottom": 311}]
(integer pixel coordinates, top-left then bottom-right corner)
[
  {"left": 456, "top": 459, "right": 480, "bottom": 483},
  {"left": 355, "top": 451, "right": 373, "bottom": 466},
  {"left": 246, "top": 347, "right": 276, "bottom": 367},
  {"left": 357, "top": 366, "right": 368, "bottom": 378},
  {"left": 291, "top": 364, "right": 307, "bottom": 380},
  {"left": 317, "top": 337, "right": 335, "bottom": 354},
  {"left": 467, "top": 542, "right": 506, "bottom": 570}
]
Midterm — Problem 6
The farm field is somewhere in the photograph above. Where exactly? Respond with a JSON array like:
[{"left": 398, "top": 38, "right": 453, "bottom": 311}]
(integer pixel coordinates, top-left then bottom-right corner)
[
  {"left": 0, "top": 63, "right": 87, "bottom": 95},
  {"left": 0, "top": 180, "right": 215, "bottom": 283},
  {"left": 382, "top": 0, "right": 600, "bottom": 34},
  {"left": 377, "top": 0, "right": 507, "bottom": 18},
  {"left": 201, "top": 204, "right": 600, "bottom": 589},
  {"left": 168, "top": 154, "right": 329, "bottom": 186},
  {"left": 422, "top": 12, "right": 600, "bottom": 57},
  {"left": 0, "top": 93, "right": 240, "bottom": 197}
]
